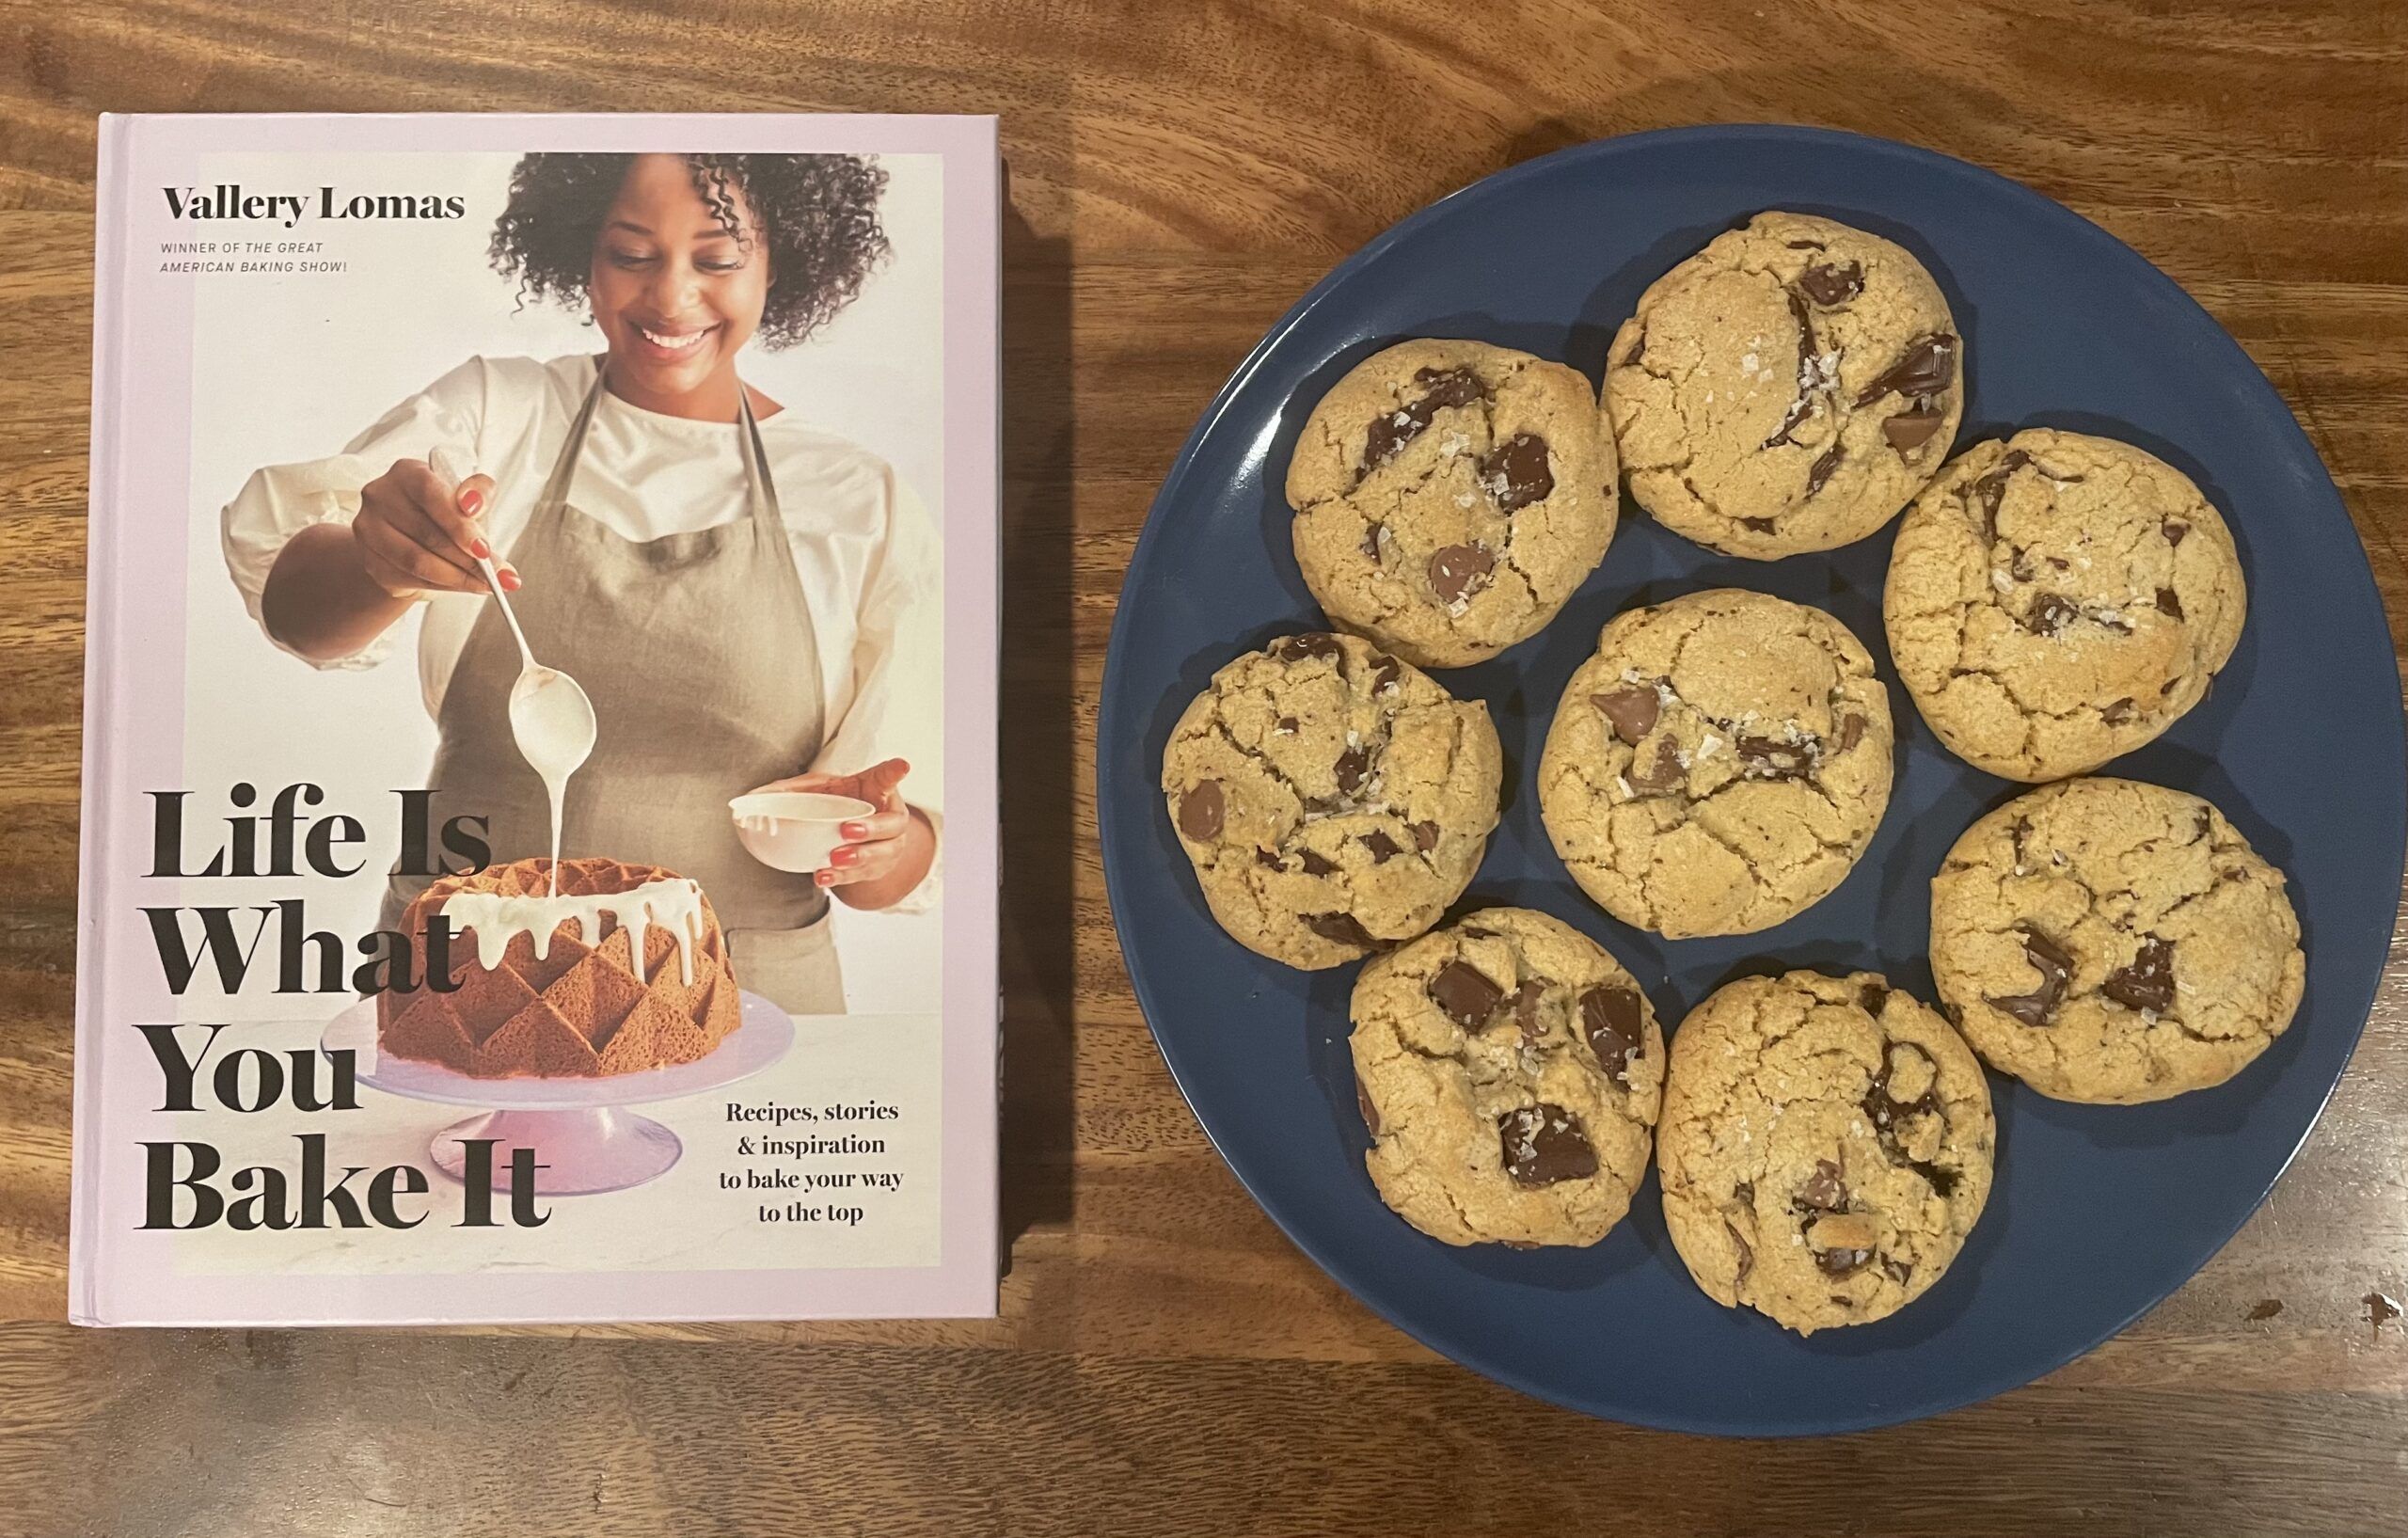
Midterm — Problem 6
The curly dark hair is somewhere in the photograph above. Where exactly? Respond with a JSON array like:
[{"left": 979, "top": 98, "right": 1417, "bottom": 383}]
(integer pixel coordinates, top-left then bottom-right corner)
[{"left": 488, "top": 152, "right": 890, "bottom": 348}]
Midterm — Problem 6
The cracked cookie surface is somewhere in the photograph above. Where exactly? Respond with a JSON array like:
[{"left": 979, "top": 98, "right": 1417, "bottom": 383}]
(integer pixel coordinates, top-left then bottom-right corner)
[
  {"left": 1604, "top": 211, "right": 1962, "bottom": 559},
  {"left": 1163, "top": 631, "right": 1502, "bottom": 969},
  {"left": 1658, "top": 969, "right": 1994, "bottom": 1335},
  {"left": 1929, "top": 777, "right": 2303, "bottom": 1103},
  {"left": 1349, "top": 907, "right": 1664, "bottom": 1246},
  {"left": 1288, "top": 338, "right": 1618, "bottom": 668},
  {"left": 1884, "top": 429, "right": 2246, "bottom": 782},
  {"left": 1537, "top": 589, "right": 1894, "bottom": 938}
]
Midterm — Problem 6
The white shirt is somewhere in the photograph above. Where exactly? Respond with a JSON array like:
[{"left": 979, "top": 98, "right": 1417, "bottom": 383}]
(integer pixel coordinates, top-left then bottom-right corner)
[{"left": 220, "top": 352, "right": 943, "bottom": 900}]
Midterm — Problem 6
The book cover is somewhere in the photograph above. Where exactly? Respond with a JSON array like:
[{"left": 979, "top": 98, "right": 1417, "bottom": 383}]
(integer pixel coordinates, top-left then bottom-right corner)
[{"left": 70, "top": 112, "right": 1000, "bottom": 1324}]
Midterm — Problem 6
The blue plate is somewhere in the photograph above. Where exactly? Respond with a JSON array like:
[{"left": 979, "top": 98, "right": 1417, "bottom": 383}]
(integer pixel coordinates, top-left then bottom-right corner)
[{"left": 1095, "top": 125, "right": 2404, "bottom": 1435}]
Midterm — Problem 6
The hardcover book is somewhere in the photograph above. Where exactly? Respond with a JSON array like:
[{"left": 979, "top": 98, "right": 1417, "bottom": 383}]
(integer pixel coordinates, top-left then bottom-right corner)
[{"left": 71, "top": 112, "right": 1000, "bottom": 1324}]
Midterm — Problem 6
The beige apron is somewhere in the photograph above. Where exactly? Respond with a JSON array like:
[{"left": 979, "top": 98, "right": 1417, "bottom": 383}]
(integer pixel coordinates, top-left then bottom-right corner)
[{"left": 385, "top": 362, "right": 846, "bottom": 1015}]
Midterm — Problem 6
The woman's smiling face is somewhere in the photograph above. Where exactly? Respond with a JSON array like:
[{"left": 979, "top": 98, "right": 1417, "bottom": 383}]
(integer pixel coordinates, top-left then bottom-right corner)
[{"left": 588, "top": 154, "right": 771, "bottom": 412}]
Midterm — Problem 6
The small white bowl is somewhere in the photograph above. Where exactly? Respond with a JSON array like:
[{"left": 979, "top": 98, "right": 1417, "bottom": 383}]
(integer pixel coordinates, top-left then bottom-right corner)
[{"left": 728, "top": 791, "right": 878, "bottom": 873}]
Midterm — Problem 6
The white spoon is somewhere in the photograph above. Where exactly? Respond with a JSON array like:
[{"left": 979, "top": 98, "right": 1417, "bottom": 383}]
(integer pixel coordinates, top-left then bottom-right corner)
[{"left": 431, "top": 447, "right": 597, "bottom": 894}]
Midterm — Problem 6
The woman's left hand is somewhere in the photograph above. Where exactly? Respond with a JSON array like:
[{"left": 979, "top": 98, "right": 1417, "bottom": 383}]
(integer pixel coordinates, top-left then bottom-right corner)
[{"left": 747, "top": 757, "right": 927, "bottom": 892}]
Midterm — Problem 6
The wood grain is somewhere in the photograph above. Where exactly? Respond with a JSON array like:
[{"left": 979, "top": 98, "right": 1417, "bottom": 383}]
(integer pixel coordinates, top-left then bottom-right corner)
[{"left": 3, "top": 1, "right": 2406, "bottom": 1533}]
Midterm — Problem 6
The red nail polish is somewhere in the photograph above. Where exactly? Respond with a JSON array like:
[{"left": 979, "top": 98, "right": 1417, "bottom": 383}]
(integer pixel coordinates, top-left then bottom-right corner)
[
  {"left": 499, "top": 569, "right": 521, "bottom": 592},
  {"left": 469, "top": 537, "right": 491, "bottom": 560},
  {"left": 459, "top": 488, "right": 483, "bottom": 516},
  {"left": 841, "top": 823, "right": 867, "bottom": 839},
  {"left": 831, "top": 847, "right": 856, "bottom": 867}
]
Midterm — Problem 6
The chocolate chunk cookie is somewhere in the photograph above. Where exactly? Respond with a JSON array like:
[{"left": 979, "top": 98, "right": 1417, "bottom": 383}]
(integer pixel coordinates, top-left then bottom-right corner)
[
  {"left": 1929, "top": 777, "right": 2304, "bottom": 1103},
  {"left": 1605, "top": 211, "right": 1963, "bottom": 559},
  {"left": 1537, "top": 589, "right": 1894, "bottom": 938},
  {"left": 1349, "top": 908, "right": 1665, "bottom": 1246},
  {"left": 1658, "top": 970, "right": 1994, "bottom": 1335},
  {"left": 1287, "top": 338, "right": 1618, "bottom": 668},
  {"left": 1884, "top": 429, "right": 2247, "bottom": 782},
  {"left": 1162, "top": 631, "right": 1503, "bottom": 969}
]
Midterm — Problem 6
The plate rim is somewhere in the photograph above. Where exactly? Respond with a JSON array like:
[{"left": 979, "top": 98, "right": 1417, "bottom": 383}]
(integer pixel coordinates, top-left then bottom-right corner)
[{"left": 1095, "top": 121, "right": 2407, "bottom": 1435}]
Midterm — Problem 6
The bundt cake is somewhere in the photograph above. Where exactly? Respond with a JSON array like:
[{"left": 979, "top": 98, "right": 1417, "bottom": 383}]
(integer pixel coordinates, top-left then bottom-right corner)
[{"left": 379, "top": 856, "right": 743, "bottom": 1078}]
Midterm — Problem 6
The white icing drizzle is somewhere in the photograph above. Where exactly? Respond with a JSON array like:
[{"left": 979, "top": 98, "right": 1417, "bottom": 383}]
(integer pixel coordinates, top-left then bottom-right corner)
[{"left": 441, "top": 876, "right": 708, "bottom": 986}]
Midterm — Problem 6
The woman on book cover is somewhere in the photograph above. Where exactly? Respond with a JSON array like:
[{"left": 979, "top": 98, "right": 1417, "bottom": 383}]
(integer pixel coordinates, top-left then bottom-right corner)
[{"left": 219, "top": 151, "right": 941, "bottom": 1017}]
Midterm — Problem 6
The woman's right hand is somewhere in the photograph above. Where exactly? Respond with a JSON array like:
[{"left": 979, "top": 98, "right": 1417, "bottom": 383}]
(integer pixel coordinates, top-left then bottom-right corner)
[{"left": 352, "top": 457, "right": 517, "bottom": 599}]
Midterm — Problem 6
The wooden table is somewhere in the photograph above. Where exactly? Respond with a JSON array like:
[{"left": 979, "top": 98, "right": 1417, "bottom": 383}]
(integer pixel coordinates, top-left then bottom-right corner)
[{"left": 3, "top": 2, "right": 2405, "bottom": 1532}]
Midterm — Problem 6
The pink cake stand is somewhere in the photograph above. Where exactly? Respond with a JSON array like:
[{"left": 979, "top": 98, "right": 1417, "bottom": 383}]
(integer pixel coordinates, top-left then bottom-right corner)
[{"left": 320, "top": 991, "right": 796, "bottom": 1197}]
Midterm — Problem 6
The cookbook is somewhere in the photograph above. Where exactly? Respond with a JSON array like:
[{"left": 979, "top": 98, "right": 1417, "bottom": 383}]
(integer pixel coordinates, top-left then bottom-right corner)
[{"left": 71, "top": 112, "right": 1000, "bottom": 1324}]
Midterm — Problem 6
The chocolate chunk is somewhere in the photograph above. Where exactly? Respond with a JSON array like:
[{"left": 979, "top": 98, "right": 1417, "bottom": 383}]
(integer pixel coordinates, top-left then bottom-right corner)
[
  {"left": 1427, "top": 543, "right": 1495, "bottom": 605},
  {"left": 1254, "top": 848, "right": 1285, "bottom": 870},
  {"left": 2368, "top": 1292, "right": 2402, "bottom": 1329},
  {"left": 1360, "top": 522, "right": 1385, "bottom": 559},
  {"left": 2157, "top": 587, "right": 2183, "bottom": 620},
  {"left": 1969, "top": 449, "right": 2033, "bottom": 541},
  {"left": 1739, "top": 515, "right": 1780, "bottom": 533},
  {"left": 1627, "top": 736, "right": 1687, "bottom": 794},
  {"left": 1620, "top": 326, "right": 1646, "bottom": 368},
  {"left": 1428, "top": 959, "right": 1504, "bottom": 1029},
  {"left": 1796, "top": 1159, "right": 1848, "bottom": 1212},
  {"left": 1814, "top": 1245, "right": 1875, "bottom": 1277},
  {"left": 1458, "top": 926, "right": 1497, "bottom": 940},
  {"left": 1497, "top": 1104, "right": 1598, "bottom": 1187},
  {"left": 1510, "top": 979, "right": 1547, "bottom": 1042},
  {"left": 1863, "top": 1042, "right": 1943, "bottom": 1161},
  {"left": 1334, "top": 747, "right": 1370, "bottom": 797},
  {"left": 1274, "top": 633, "right": 1344, "bottom": 664},
  {"left": 1276, "top": 717, "right": 1300, "bottom": 737},
  {"left": 1797, "top": 260, "right": 1864, "bottom": 306},
  {"left": 1860, "top": 980, "right": 1890, "bottom": 1016},
  {"left": 1881, "top": 1257, "right": 1913, "bottom": 1285},
  {"left": 1479, "top": 433, "right": 1554, "bottom": 512},
  {"left": 1370, "top": 656, "right": 1402, "bottom": 694},
  {"left": 2029, "top": 593, "right": 2078, "bottom": 635},
  {"left": 1304, "top": 912, "right": 1376, "bottom": 950},
  {"left": 1726, "top": 1222, "right": 1754, "bottom": 1286},
  {"left": 1359, "top": 414, "right": 1423, "bottom": 476},
  {"left": 1989, "top": 926, "right": 2073, "bottom": 1026},
  {"left": 1592, "top": 684, "right": 1661, "bottom": 745},
  {"left": 1785, "top": 239, "right": 1828, "bottom": 250},
  {"left": 1761, "top": 288, "right": 1821, "bottom": 449},
  {"left": 1914, "top": 1162, "right": 1960, "bottom": 1198},
  {"left": 1177, "top": 781, "right": 1224, "bottom": 841},
  {"left": 1853, "top": 334, "right": 1956, "bottom": 406},
  {"left": 1409, "top": 820, "right": 1439, "bottom": 852},
  {"left": 1806, "top": 441, "right": 1845, "bottom": 497},
  {"left": 2102, "top": 697, "right": 2135, "bottom": 725},
  {"left": 1836, "top": 713, "right": 1867, "bottom": 752},
  {"left": 1882, "top": 404, "right": 1947, "bottom": 452},
  {"left": 1580, "top": 986, "right": 1645, "bottom": 1086},
  {"left": 1359, "top": 366, "right": 1487, "bottom": 476},
  {"left": 1415, "top": 364, "right": 1484, "bottom": 407},
  {"left": 2103, "top": 937, "right": 2176, "bottom": 1014},
  {"left": 2162, "top": 519, "right": 2190, "bottom": 547},
  {"left": 1297, "top": 848, "right": 1339, "bottom": 877},
  {"left": 1359, "top": 829, "right": 1402, "bottom": 863},
  {"left": 1737, "top": 735, "right": 1815, "bottom": 780},
  {"left": 1355, "top": 1078, "right": 1382, "bottom": 1138}
]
